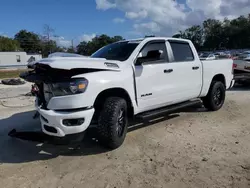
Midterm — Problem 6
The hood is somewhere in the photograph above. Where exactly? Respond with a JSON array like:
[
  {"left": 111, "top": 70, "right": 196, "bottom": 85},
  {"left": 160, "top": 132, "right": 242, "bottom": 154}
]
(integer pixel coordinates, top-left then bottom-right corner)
[
  {"left": 20, "top": 57, "right": 122, "bottom": 83},
  {"left": 35, "top": 57, "right": 121, "bottom": 71}
]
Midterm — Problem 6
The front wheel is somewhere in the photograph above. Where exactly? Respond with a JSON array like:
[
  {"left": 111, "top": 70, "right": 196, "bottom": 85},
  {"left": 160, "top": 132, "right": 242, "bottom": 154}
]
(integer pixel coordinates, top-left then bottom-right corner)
[
  {"left": 97, "top": 97, "right": 128, "bottom": 149},
  {"left": 202, "top": 81, "right": 226, "bottom": 111}
]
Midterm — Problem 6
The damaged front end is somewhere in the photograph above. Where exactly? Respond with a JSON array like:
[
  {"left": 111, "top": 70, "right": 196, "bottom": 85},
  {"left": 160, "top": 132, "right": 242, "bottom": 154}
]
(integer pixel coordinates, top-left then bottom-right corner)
[
  {"left": 20, "top": 63, "right": 103, "bottom": 109},
  {"left": 18, "top": 63, "right": 102, "bottom": 138}
]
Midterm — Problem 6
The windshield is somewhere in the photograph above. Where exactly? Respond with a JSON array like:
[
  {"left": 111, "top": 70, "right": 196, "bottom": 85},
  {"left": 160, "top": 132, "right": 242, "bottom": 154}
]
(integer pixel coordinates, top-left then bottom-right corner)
[{"left": 91, "top": 41, "right": 140, "bottom": 61}]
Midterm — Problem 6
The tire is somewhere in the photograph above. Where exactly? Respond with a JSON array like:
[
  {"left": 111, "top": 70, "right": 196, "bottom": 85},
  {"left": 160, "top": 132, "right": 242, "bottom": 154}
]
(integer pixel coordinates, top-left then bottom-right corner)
[
  {"left": 97, "top": 97, "right": 128, "bottom": 149},
  {"left": 1, "top": 78, "right": 25, "bottom": 85},
  {"left": 202, "top": 81, "right": 226, "bottom": 111}
]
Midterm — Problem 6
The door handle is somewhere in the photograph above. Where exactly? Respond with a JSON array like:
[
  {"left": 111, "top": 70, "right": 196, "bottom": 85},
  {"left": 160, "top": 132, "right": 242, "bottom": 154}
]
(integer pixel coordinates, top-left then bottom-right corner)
[
  {"left": 192, "top": 66, "right": 199, "bottom": 70},
  {"left": 164, "top": 69, "right": 173, "bottom": 73}
]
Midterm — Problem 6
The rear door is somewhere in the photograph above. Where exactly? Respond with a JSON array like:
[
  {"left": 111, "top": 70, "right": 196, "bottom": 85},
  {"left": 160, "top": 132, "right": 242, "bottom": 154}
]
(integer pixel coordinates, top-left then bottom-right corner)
[{"left": 166, "top": 40, "right": 202, "bottom": 102}]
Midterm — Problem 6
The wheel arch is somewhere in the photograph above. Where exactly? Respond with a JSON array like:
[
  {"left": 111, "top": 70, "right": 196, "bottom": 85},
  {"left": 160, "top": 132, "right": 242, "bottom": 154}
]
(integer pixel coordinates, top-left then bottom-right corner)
[
  {"left": 211, "top": 74, "right": 226, "bottom": 87},
  {"left": 93, "top": 87, "right": 134, "bottom": 120}
]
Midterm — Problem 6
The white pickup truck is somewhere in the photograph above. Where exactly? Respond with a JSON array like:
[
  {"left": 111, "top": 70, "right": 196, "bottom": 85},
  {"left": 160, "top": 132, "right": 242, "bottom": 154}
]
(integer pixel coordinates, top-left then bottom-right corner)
[{"left": 21, "top": 37, "right": 235, "bottom": 149}]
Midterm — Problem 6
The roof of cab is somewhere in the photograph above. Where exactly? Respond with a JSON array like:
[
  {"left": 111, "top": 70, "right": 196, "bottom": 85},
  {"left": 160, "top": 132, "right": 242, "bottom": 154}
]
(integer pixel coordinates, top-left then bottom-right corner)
[{"left": 118, "top": 37, "right": 191, "bottom": 43}]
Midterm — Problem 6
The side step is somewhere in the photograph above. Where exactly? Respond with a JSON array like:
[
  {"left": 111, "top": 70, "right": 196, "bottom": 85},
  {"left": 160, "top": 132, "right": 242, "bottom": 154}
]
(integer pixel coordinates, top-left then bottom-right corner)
[{"left": 136, "top": 99, "right": 202, "bottom": 120}]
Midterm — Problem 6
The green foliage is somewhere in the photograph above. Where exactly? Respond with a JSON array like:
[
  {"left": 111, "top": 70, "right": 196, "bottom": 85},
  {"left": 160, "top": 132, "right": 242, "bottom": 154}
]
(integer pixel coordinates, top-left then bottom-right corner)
[
  {"left": 14, "top": 30, "right": 42, "bottom": 53},
  {"left": 67, "top": 47, "right": 75, "bottom": 53},
  {"left": 174, "top": 26, "right": 203, "bottom": 50},
  {"left": 2, "top": 13, "right": 250, "bottom": 57},
  {"left": 77, "top": 34, "right": 124, "bottom": 56},
  {"left": 14, "top": 29, "right": 66, "bottom": 57},
  {"left": 0, "top": 36, "right": 21, "bottom": 51},
  {"left": 173, "top": 14, "right": 250, "bottom": 51},
  {"left": 41, "top": 40, "right": 58, "bottom": 57}
]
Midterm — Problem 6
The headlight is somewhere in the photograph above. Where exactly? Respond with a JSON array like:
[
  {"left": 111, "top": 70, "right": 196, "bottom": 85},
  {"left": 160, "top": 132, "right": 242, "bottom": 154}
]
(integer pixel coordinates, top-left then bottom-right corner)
[{"left": 49, "top": 78, "right": 88, "bottom": 96}]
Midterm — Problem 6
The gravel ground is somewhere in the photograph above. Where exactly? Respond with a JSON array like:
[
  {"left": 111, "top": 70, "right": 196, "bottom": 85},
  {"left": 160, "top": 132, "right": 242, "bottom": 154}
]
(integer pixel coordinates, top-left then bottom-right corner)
[{"left": 0, "top": 84, "right": 250, "bottom": 188}]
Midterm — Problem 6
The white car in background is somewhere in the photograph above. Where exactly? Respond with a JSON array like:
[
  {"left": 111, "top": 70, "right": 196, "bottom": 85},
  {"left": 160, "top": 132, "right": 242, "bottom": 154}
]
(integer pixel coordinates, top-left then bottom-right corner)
[
  {"left": 199, "top": 53, "right": 216, "bottom": 60},
  {"left": 48, "top": 52, "right": 85, "bottom": 58},
  {"left": 233, "top": 51, "right": 250, "bottom": 72},
  {"left": 233, "top": 51, "right": 250, "bottom": 84}
]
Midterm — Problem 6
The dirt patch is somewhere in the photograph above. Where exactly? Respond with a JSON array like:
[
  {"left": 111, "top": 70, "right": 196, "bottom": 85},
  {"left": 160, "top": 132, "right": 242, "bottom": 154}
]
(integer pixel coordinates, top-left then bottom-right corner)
[{"left": 0, "top": 89, "right": 250, "bottom": 188}]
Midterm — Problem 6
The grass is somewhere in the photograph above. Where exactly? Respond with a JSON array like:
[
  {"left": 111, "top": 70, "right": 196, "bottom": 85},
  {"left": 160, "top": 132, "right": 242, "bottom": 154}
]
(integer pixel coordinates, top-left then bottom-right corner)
[{"left": 0, "top": 69, "right": 27, "bottom": 79}]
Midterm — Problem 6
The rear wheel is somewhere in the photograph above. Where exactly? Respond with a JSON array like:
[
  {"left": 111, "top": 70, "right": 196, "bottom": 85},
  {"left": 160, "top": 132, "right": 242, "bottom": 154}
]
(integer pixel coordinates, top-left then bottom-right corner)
[
  {"left": 97, "top": 97, "right": 128, "bottom": 149},
  {"left": 202, "top": 81, "right": 226, "bottom": 111}
]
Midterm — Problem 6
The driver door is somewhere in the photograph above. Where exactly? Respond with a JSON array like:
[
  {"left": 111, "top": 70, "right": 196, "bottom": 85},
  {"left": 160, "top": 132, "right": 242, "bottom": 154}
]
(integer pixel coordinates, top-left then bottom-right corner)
[{"left": 134, "top": 40, "right": 178, "bottom": 112}]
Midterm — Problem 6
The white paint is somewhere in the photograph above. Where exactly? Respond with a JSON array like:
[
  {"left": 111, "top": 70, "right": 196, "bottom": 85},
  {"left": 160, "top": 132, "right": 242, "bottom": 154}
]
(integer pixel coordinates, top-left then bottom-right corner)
[
  {"left": 34, "top": 37, "right": 234, "bottom": 136},
  {"left": 37, "top": 57, "right": 121, "bottom": 71},
  {"left": 37, "top": 104, "right": 94, "bottom": 137}
]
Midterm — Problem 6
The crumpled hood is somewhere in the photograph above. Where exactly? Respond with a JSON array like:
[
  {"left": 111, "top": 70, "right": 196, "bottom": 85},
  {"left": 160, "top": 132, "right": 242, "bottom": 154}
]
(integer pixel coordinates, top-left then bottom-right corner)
[{"left": 35, "top": 57, "right": 121, "bottom": 71}]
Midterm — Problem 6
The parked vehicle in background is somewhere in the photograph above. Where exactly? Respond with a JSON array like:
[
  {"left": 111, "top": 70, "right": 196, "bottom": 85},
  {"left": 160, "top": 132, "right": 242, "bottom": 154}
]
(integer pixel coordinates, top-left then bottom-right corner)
[
  {"left": 233, "top": 51, "right": 250, "bottom": 85},
  {"left": 232, "top": 52, "right": 242, "bottom": 60},
  {"left": 238, "top": 51, "right": 250, "bottom": 60},
  {"left": 199, "top": 53, "right": 216, "bottom": 60},
  {"left": 233, "top": 51, "right": 250, "bottom": 71},
  {"left": 217, "top": 54, "right": 231, "bottom": 59},
  {"left": 21, "top": 37, "right": 235, "bottom": 149},
  {"left": 223, "top": 52, "right": 233, "bottom": 59},
  {"left": 48, "top": 52, "right": 86, "bottom": 58}
]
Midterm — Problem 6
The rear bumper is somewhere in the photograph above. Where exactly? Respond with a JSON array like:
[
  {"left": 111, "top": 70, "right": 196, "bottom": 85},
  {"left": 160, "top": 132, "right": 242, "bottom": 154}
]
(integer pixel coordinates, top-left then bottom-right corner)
[{"left": 36, "top": 103, "right": 94, "bottom": 137}]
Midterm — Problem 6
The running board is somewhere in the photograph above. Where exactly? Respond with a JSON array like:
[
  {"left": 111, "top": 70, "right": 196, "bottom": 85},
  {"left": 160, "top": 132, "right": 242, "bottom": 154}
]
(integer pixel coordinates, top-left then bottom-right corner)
[{"left": 136, "top": 99, "right": 202, "bottom": 120}]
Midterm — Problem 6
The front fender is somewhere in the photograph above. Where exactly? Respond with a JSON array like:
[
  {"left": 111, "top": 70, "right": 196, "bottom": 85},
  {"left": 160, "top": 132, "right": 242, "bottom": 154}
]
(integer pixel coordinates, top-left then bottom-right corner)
[{"left": 47, "top": 69, "right": 135, "bottom": 110}]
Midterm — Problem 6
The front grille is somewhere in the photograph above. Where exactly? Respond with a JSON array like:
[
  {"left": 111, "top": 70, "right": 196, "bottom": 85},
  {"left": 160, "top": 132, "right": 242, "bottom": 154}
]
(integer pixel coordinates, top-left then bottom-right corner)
[{"left": 43, "top": 83, "right": 53, "bottom": 105}]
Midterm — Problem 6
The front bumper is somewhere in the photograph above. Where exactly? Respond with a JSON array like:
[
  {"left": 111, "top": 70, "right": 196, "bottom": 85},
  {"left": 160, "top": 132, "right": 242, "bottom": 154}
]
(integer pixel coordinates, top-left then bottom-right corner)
[{"left": 36, "top": 103, "right": 95, "bottom": 137}]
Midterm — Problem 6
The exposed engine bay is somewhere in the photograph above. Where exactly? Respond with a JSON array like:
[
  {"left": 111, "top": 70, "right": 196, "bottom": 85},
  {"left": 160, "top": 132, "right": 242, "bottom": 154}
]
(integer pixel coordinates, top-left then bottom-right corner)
[{"left": 20, "top": 63, "right": 106, "bottom": 109}]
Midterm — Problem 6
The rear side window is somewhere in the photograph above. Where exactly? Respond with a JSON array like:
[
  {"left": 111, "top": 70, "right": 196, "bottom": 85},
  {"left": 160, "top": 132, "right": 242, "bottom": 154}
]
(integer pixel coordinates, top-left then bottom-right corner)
[{"left": 169, "top": 41, "right": 194, "bottom": 62}]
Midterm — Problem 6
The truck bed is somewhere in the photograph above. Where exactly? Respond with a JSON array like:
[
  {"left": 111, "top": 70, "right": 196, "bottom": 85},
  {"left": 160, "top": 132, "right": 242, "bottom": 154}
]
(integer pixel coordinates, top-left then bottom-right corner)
[{"left": 200, "top": 59, "right": 234, "bottom": 96}]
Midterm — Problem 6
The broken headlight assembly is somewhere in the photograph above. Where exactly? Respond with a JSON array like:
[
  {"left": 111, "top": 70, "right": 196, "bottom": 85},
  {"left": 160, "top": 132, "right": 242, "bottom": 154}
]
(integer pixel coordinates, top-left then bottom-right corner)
[{"left": 47, "top": 78, "right": 88, "bottom": 96}]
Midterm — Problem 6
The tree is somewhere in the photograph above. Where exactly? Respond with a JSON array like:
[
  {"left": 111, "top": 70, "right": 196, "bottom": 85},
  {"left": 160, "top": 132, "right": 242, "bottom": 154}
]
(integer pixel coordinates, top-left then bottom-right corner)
[
  {"left": 42, "top": 24, "right": 56, "bottom": 55},
  {"left": 14, "top": 27, "right": 68, "bottom": 57},
  {"left": 67, "top": 47, "right": 75, "bottom": 53},
  {"left": 76, "top": 41, "right": 88, "bottom": 55},
  {"left": 41, "top": 40, "right": 60, "bottom": 57},
  {"left": 14, "top": 30, "right": 42, "bottom": 53},
  {"left": 43, "top": 24, "right": 55, "bottom": 42},
  {"left": 173, "top": 26, "right": 203, "bottom": 50},
  {"left": 0, "top": 36, "right": 21, "bottom": 51},
  {"left": 173, "top": 14, "right": 250, "bottom": 51},
  {"left": 202, "top": 19, "right": 224, "bottom": 50},
  {"left": 77, "top": 34, "right": 123, "bottom": 56},
  {"left": 225, "top": 16, "right": 250, "bottom": 49},
  {"left": 172, "top": 33, "right": 182, "bottom": 38}
]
